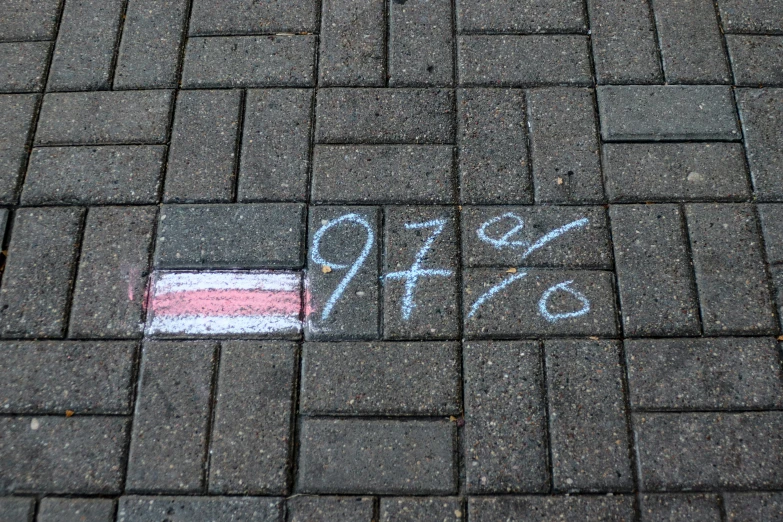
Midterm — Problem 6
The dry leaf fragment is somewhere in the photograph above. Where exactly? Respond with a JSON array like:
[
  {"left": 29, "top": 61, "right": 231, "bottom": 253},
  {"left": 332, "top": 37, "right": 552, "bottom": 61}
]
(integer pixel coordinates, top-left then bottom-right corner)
[
  {"left": 507, "top": 267, "right": 517, "bottom": 273},
  {"left": 556, "top": 177, "right": 564, "bottom": 185},
  {"left": 449, "top": 416, "right": 457, "bottom": 422},
  {"left": 321, "top": 266, "right": 332, "bottom": 273},
  {"left": 589, "top": 336, "right": 599, "bottom": 340},
  {"left": 65, "top": 410, "right": 74, "bottom": 417},
  {"left": 778, "top": 335, "right": 783, "bottom": 341}
]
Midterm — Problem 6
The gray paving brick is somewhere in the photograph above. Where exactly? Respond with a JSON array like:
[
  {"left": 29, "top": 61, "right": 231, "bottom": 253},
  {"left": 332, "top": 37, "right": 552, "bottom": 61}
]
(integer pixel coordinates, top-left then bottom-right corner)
[
  {"left": 546, "top": 339, "right": 633, "bottom": 492},
  {"left": 154, "top": 203, "right": 305, "bottom": 269},
  {"left": 69, "top": 207, "right": 156, "bottom": 338},
  {"left": 456, "top": 0, "right": 585, "bottom": 33},
  {"left": 306, "top": 206, "right": 380, "bottom": 340},
  {"left": 597, "top": 86, "right": 740, "bottom": 141},
  {"left": 588, "top": 0, "right": 663, "bottom": 84},
  {"left": 603, "top": 143, "right": 751, "bottom": 202},
  {"left": 610, "top": 204, "right": 700, "bottom": 336},
  {"left": 724, "top": 492, "right": 783, "bottom": 522},
  {"left": 652, "top": 0, "right": 730, "bottom": 83},
  {"left": 118, "top": 496, "right": 284, "bottom": 522},
  {"left": 775, "top": 267, "right": 783, "bottom": 331},
  {"left": 463, "top": 341, "right": 548, "bottom": 493},
  {"left": 36, "top": 91, "right": 172, "bottom": 146},
  {"left": 237, "top": 89, "right": 312, "bottom": 202},
  {"left": 126, "top": 341, "right": 216, "bottom": 493},
  {"left": 640, "top": 494, "right": 721, "bottom": 522},
  {"left": 209, "top": 341, "right": 296, "bottom": 495},
  {"left": 759, "top": 204, "right": 783, "bottom": 264},
  {"left": 457, "top": 36, "right": 591, "bottom": 87},
  {"left": 22, "top": 146, "right": 164, "bottom": 205},
  {"left": 0, "top": 209, "right": 6, "bottom": 245},
  {"left": 0, "top": 41, "right": 49, "bottom": 92},
  {"left": 727, "top": 36, "right": 783, "bottom": 87},
  {"left": 736, "top": 89, "right": 783, "bottom": 201},
  {"left": 383, "top": 206, "right": 459, "bottom": 339},
  {"left": 469, "top": 496, "right": 635, "bottom": 521},
  {"left": 287, "top": 496, "right": 374, "bottom": 522},
  {"left": 634, "top": 412, "right": 783, "bottom": 490},
  {"left": 37, "top": 498, "right": 115, "bottom": 522},
  {"left": 456, "top": 89, "right": 531, "bottom": 205},
  {"left": 181, "top": 36, "right": 316, "bottom": 88},
  {"left": 0, "top": 207, "right": 83, "bottom": 338},
  {"left": 381, "top": 497, "right": 463, "bottom": 522},
  {"left": 114, "top": 0, "right": 189, "bottom": 89},
  {"left": 319, "top": 0, "right": 384, "bottom": 87},
  {"left": 0, "top": 497, "right": 33, "bottom": 522},
  {"left": 527, "top": 88, "right": 603, "bottom": 204},
  {"left": 389, "top": 0, "right": 453, "bottom": 87},
  {"left": 312, "top": 146, "right": 454, "bottom": 204},
  {"left": 463, "top": 269, "right": 618, "bottom": 338},
  {"left": 47, "top": 0, "right": 124, "bottom": 91},
  {"left": 165, "top": 90, "right": 241, "bottom": 203},
  {"left": 718, "top": 0, "right": 783, "bottom": 33},
  {"left": 686, "top": 203, "right": 777, "bottom": 334},
  {"left": 301, "top": 341, "right": 460, "bottom": 415},
  {"left": 0, "top": 416, "right": 128, "bottom": 494},
  {"left": 0, "top": 94, "right": 37, "bottom": 203},
  {"left": 297, "top": 418, "right": 456, "bottom": 494},
  {"left": 315, "top": 88, "right": 455, "bottom": 144},
  {"left": 626, "top": 337, "right": 783, "bottom": 410},
  {"left": 0, "top": 341, "right": 135, "bottom": 414},
  {"left": 189, "top": 0, "right": 318, "bottom": 35},
  {"left": 0, "top": 0, "right": 60, "bottom": 41},
  {"left": 462, "top": 206, "right": 612, "bottom": 269}
]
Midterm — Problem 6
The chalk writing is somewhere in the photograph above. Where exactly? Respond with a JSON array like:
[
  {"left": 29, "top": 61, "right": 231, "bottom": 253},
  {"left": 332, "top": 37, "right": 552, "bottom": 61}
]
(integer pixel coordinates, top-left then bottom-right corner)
[
  {"left": 477, "top": 212, "right": 529, "bottom": 249},
  {"left": 538, "top": 280, "right": 590, "bottom": 321},
  {"left": 467, "top": 270, "right": 527, "bottom": 318}
]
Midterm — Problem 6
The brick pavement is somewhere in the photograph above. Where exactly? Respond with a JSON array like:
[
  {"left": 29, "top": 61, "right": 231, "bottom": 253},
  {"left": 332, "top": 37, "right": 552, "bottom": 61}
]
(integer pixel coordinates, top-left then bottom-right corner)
[{"left": 0, "top": 0, "right": 782, "bottom": 520}]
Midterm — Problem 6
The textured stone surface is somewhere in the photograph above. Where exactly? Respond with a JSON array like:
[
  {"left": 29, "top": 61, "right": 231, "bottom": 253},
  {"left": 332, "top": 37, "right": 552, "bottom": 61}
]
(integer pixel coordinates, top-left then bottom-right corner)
[
  {"left": 287, "top": 496, "right": 374, "bottom": 522},
  {"left": 389, "top": 0, "right": 453, "bottom": 86},
  {"left": 469, "top": 496, "right": 635, "bottom": 521},
  {"left": 0, "top": 497, "right": 33, "bottom": 522},
  {"left": 457, "top": 0, "right": 585, "bottom": 32},
  {"left": 759, "top": 204, "right": 783, "bottom": 264},
  {"left": 319, "top": 0, "right": 384, "bottom": 86},
  {"left": 727, "top": 36, "right": 783, "bottom": 87},
  {"left": 189, "top": 0, "right": 318, "bottom": 35},
  {"left": 724, "top": 492, "right": 783, "bottom": 522},
  {"left": 381, "top": 497, "right": 463, "bottom": 522},
  {"left": 0, "top": 94, "right": 37, "bottom": 203},
  {"left": 639, "top": 494, "right": 721, "bottom": 522},
  {"left": 37, "top": 498, "right": 115, "bottom": 522},
  {"left": 118, "top": 496, "right": 284, "bottom": 522},
  {"left": 0, "top": 41, "right": 49, "bottom": 92},
  {"left": 0, "top": 0, "right": 60, "bottom": 41},
  {"left": 718, "top": 0, "right": 783, "bottom": 33},
  {"left": 736, "top": 89, "right": 783, "bottom": 201}
]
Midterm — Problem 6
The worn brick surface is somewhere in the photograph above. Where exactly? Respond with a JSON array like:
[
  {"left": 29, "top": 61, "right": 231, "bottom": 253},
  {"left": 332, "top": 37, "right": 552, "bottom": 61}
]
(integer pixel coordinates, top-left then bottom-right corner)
[
  {"left": 457, "top": 0, "right": 585, "bottom": 33},
  {"left": 389, "top": 0, "right": 453, "bottom": 87},
  {"left": 727, "top": 36, "right": 783, "bottom": 87},
  {"left": 0, "top": 497, "right": 33, "bottom": 522},
  {"left": 287, "top": 496, "right": 374, "bottom": 522},
  {"left": 0, "top": 41, "right": 49, "bottom": 92},
  {"left": 381, "top": 498, "right": 463, "bottom": 521},
  {"left": 759, "top": 204, "right": 783, "bottom": 264},
  {"left": 189, "top": 0, "right": 318, "bottom": 35},
  {"left": 736, "top": 89, "right": 783, "bottom": 201},
  {"left": 640, "top": 494, "right": 721, "bottom": 522},
  {"left": 724, "top": 492, "right": 783, "bottom": 522},
  {"left": 0, "top": 94, "right": 37, "bottom": 203},
  {"left": 0, "top": 0, "right": 60, "bottom": 41},
  {"left": 717, "top": 0, "right": 783, "bottom": 33},
  {"left": 37, "top": 498, "right": 115, "bottom": 522},
  {"left": 118, "top": 496, "right": 284, "bottom": 522},
  {"left": 469, "top": 496, "right": 635, "bottom": 521}
]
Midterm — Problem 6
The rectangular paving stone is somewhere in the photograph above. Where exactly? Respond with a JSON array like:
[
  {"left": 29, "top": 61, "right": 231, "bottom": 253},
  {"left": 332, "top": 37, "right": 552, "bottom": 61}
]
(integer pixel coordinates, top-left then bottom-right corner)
[
  {"left": 22, "top": 146, "right": 165, "bottom": 205},
  {"left": 0, "top": 497, "right": 33, "bottom": 522},
  {"left": 154, "top": 203, "right": 305, "bottom": 269},
  {"left": 462, "top": 206, "right": 611, "bottom": 269},
  {"left": 114, "top": 0, "right": 189, "bottom": 89},
  {"left": 610, "top": 204, "right": 700, "bottom": 336},
  {"left": 288, "top": 496, "right": 374, "bottom": 522},
  {"left": 469, "top": 496, "right": 635, "bottom": 521},
  {"left": 686, "top": 203, "right": 777, "bottom": 334},
  {"left": 736, "top": 89, "right": 783, "bottom": 200},
  {"left": 724, "top": 492, "right": 783, "bottom": 522},
  {"left": 527, "top": 88, "right": 603, "bottom": 204},
  {"left": 301, "top": 341, "right": 460, "bottom": 415},
  {"left": 456, "top": 89, "right": 531, "bottom": 205},
  {"left": 456, "top": 0, "right": 585, "bottom": 32},
  {"left": 597, "top": 86, "right": 740, "bottom": 141},
  {"left": 626, "top": 337, "right": 783, "bottom": 410},
  {"left": 652, "top": 0, "right": 730, "bottom": 83},
  {"left": 238, "top": 89, "right": 312, "bottom": 202},
  {"left": 0, "top": 207, "right": 83, "bottom": 338},
  {"left": 189, "top": 0, "right": 318, "bottom": 35},
  {"left": 165, "top": 90, "right": 242, "bottom": 203},
  {"left": 306, "top": 206, "right": 380, "bottom": 340},
  {"left": 312, "top": 146, "right": 454, "bottom": 204},
  {"left": 315, "top": 88, "right": 455, "bottom": 144},
  {"left": 640, "top": 494, "right": 721, "bottom": 522},
  {"left": 0, "top": 209, "right": 6, "bottom": 244},
  {"left": 69, "top": 207, "right": 156, "bottom": 338},
  {"left": 546, "top": 339, "right": 633, "bottom": 492},
  {"left": 389, "top": 0, "right": 453, "bottom": 87},
  {"left": 181, "top": 36, "right": 316, "bottom": 88},
  {"left": 0, "top": 341, "right": 135, "bottom": 414},
  {"left": 463, "top": 269, "right": 618, "bottom": 338},
  {"left": 381, "top": 498, "right": 463, "bottom": 522},
  {"left": 126, "top": 341, "right": 216, "bottom": 493},
  {"left": 759, "top": 204, "right": 783, "bottom": 264},
  {"left": 383, "top": 206, "right": 459, "bottom": 339},
  {"left": 47, "top": 0, "right": 124, "bottom": 91},
  {"left": 587, "top": 0, "right": 662, "bottom": 84},
  {"left": 0, "top": 94, "right": 37, "bottom": 203},
  {"left": 775, "top": 268, "right": 783, "bottom": 331},
  {"left": 0, "top": 41, "right": 49, "bottom": 92},
  {"left": 38, "top": 498, "right": 115, "bottom": 522},
  {"left": 36, "top": 91, "right": 172, "bottom": 146},
  {"left": 728, "top": 36, "right": 783, "bottom": 87},
  {"left": 0, "top": 0, "right": 60, "bottom": 41},
  {"left": 634, "top": 412, "right": 783, "bottom": 490},
  {"left": 0, "top": 416, "right": 128, "bottom": 494},
  {"left": 718, "top": 0, "right": 783, "bottom": 33},
  {"left": 297, "top": 418, "right": 456, "bottom": 494},
  {"left": 458, "top": 36, "right": 592, "bottom": 87},
  {"left": 603, "top": 143, "right": 751, "bottom": 202},
  {"left": 463, "top": 341, "right": 548, "bottom": 493},
  {"left": 209, "top": 341, "right": 296, "bottom": 495},
  {"left": 118, "top": 496, "right": 284, "bottom": 522},
  {"left": 319, "top": 0, "right": 384, "bottom": 86}
]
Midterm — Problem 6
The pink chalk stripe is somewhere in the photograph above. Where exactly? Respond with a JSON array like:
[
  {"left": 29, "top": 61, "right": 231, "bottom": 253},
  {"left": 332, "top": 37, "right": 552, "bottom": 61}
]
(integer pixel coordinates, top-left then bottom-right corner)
[{"left": 151, "top": 289, "right": 301, "bottom": 317}]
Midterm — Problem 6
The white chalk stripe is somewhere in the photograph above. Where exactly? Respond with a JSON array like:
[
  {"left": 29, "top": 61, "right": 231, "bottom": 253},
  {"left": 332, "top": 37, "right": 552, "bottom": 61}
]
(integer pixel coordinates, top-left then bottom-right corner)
[
  {"left": 147, "top": 314, "right": 301, "bottom": 335},
  {"left": 153, "top": 271, "right": 301, "bottom": 295}
]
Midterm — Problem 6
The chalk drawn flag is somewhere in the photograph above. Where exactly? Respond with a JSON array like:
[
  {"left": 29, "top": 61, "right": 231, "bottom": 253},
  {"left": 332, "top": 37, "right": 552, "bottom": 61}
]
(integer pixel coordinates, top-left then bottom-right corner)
[{"left": 145, "top": 271, "right": 302, "bottom": 337}]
